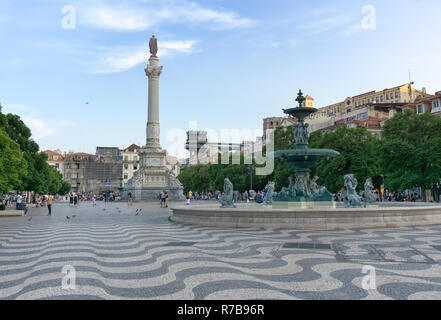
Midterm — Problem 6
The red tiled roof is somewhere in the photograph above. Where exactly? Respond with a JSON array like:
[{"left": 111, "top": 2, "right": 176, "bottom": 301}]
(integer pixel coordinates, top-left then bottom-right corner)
[{"left": 41, "top": 150, "right": 64, "bottom": 162}]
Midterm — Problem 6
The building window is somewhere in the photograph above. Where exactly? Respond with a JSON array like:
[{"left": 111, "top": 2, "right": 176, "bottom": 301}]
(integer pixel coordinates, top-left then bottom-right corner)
[
  {"left": 380, "top": 96, "right": 384, "bottom": 102},
  {"left": 432, "top": 100, "right": 441, "bottom": 113},
  {"left": 124, "top": 174, "right": 128, "bottom": 179},
  {"left": 124, "top": 164, "right": 128, "bottom": 170},
  {"left": 55, "top": 163, "right": 59, "bottom": 169},
  {"left": 417, "top": 104, "right": 426, "bottom": 114},
  {"left": 134, "top": 166, "right": 138, "bottom": 170},
  {"left": 53, "top": 155, "right": 58, "bottom": 161},
  {"left": 124, "top": 156, "right": 128, "bottom": 161},
  {"left": 386, "top": 95, "right": 389, "bottom": 101}
]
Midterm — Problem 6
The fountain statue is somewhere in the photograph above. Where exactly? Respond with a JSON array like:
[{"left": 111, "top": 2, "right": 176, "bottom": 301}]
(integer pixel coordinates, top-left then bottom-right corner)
[
  {"left": 271, "top": 90, "right": 340, "bottom": 203},
  {"left": 363, "top": 178, "right": 377, "bottom": 206},
  {"left": 220, "top": 178, "right": 236, "bottom": 208},
  {"left": 343, "top": 174, "right": 362, "bottom": 208},
  {"left": 264, "top": 181, "right": 275, "bottom": 205}
]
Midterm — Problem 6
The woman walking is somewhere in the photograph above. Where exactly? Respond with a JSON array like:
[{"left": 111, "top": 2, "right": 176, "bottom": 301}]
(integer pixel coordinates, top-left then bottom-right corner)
[
  {"left": 92, "top": 194, "right": 97, "bottom": 207},
  {"left": 47, "top": 194, "right": 53, "bottom": 216}
]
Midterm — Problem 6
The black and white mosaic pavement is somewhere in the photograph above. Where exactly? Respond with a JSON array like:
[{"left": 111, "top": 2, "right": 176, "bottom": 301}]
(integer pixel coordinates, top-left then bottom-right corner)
[{"left": 1, "top": 202, "right": 441, "bottom": 300}]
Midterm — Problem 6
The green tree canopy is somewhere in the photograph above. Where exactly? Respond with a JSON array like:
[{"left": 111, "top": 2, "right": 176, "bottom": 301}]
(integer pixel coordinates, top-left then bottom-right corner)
[
  {"left": 0, "top": 128, "right": 27, "bottom": 193},
  {"left": 379, "top": 110, "right": 441, "bottom": 200},
  {"left": 309, "top": 126, "right": 381, "bottom": 193},
  {"left": 0, "top": 104, "right": 70, "bottom": 195},
  {"left": 178, "top": 153, "right": 268, "bottom": 194}
]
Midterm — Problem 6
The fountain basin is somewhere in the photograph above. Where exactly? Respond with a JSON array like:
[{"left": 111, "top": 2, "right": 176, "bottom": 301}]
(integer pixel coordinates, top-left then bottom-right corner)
[{"left": 170, "top": 203, "right": 441, "bottom": 230}]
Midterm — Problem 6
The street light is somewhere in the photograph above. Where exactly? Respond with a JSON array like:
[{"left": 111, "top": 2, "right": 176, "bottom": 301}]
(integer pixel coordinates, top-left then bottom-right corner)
[{"left": 248, "top": 164, "right": 255, "bottom": 192}]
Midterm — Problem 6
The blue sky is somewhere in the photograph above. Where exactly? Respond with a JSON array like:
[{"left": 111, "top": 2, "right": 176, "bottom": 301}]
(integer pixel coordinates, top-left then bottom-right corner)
[{"left": 1, "top": 0, "right": 440, "bottom": 159}]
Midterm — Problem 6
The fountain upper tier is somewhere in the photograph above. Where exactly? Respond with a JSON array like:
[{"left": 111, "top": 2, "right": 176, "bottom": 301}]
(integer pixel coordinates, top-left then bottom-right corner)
[
  {"left": 282, "top": 107, "right": 318, "bottom": 121},
  {"left": 273, "top": 148, "right": 341, "bottom": 168}
]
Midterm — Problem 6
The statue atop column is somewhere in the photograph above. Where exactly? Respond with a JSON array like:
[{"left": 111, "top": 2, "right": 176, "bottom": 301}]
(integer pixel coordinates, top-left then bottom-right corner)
[{"left": 149, "top": 35, "right": 158, "bottom": 57}]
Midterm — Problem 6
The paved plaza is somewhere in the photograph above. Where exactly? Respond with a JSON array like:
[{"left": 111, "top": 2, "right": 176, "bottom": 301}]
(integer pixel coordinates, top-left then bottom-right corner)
[{"left": 1, "top": 201, "right": 441, "bottom": 300}]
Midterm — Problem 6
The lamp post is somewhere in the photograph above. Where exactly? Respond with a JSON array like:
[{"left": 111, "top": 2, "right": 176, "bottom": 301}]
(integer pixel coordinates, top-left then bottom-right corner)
[{"left": 248, "top": 164, "right": 255, "bottom": 192}]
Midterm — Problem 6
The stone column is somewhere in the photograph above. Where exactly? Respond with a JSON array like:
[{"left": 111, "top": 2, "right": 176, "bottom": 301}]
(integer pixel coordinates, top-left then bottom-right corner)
[{"left": 145, "top": 56, "right": 163, "bottom": 150}]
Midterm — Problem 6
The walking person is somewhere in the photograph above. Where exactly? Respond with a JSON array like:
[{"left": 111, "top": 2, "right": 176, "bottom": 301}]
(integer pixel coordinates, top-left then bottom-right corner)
[
  {"left": 165, "top": 192, "right": 169, "bottom": 208},
  {"left": 186, "top": 195, "right": 190, "bottom": 205},
  {"left": 16, "top": 194, "right": 22, "bottom": 210},
  {"left": 73, "top": 194, "right": 78, "bottom": 207},
  {"left": 4, "top": 194, "right": 9, "bottom": 207},
  {"left": 92, "top": 194, "right": 97, "bottom": 207},
  {"left": 47, "top": 194, "right": 53, "bottom": 216},
  {"left": 160, "top": 191, "right": 165, "bottom": 208}
]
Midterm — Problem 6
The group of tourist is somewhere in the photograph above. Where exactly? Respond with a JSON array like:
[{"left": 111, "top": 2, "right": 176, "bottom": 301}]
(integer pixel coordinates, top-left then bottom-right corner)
[
  {"left": 68, "top": 193, "right": 81, "bottom": 207},
  {"left": 185, "top": 190, "right": 267, "bottom": 204},
  {"left": 0, "top": 193, "right": 55, "bottom": 215},
  {"left": 0, "top": 193, "right": 54, "bottom": 216},
  {"left": 334, "top": 190, "right": 419, "bottom": 203}
]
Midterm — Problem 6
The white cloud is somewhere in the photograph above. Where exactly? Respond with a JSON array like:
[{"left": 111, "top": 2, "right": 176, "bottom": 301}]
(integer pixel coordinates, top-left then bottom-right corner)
[
  {"left": 76, "top": 0, "right": 254, "bottom": 31},
  {"left": 342, "top": 23, "right": 363, "bottom": 36},
  {"left": 22, "top": 117, "right": 56, "bottom": 140},
  {"left": 93, "top": 40, "right": 197, "bottom": 73},
  {"left": 302, "top": 15, "right": 356, "bottom": 35},
  {"left": 2, "top": 104, "right": 73, "bottom": 141},
  {"left": 79, "top": 4, "right": 153, "bottom": 31},
  {"left": 155, "top": 3, "right": 254, "bottom": 30}
]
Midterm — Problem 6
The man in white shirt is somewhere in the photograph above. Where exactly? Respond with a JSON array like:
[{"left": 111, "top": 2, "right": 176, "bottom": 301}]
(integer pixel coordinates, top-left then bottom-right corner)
[{"left": 16, "top": 194, "right": 22, "bottom": 210}]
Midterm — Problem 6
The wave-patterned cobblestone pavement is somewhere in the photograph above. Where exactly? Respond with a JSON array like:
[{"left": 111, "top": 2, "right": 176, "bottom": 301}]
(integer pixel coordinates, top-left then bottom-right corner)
[{"left": 1, "top": 202, "right": 441, "bottom": 300}]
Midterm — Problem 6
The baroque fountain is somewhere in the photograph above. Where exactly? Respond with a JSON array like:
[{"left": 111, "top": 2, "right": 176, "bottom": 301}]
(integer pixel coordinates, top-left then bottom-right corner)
[
  {"left": 171, "top": 90, "right": 441, "bottom": 230},
  {"left": 270, "top": 90, "right": 340, "bottom": 205}
]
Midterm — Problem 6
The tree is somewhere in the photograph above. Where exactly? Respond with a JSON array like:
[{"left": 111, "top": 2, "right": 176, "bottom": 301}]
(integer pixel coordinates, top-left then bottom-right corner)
[
  {"left": 0, "top": 128, "right": 27, "bottom": 193},
  {"left": 4, "top": 113, "right": 39, "bottom": 154},
  {"left": 59, "top": 180, "right": 72, "bottom": 196},
  {"left": 177, "top": 154, "right": 268, "bottom": 194},
  {"left": 380, "top": 110, "right": 441, "bottom": 201},
  {"left": 1, "top": 105, "right": 69, "bottom": 195},
  {"left": 0, "top": 104, "right": 27, "bottom": 193},
  {"left": 309, "top": 127, "right": 381, "bottom": 193}
]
